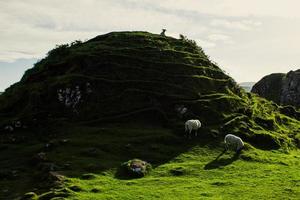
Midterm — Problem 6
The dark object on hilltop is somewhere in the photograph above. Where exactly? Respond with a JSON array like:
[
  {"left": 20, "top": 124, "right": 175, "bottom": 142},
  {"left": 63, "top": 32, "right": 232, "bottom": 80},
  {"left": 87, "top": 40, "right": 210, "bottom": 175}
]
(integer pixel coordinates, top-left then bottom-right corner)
[
  {"left": 118, "top": 159, "right": 152, "bottom": 178},
  {"left": 252, "top": 70, "right": 300, "bottom": 108},
  {"left": 160, "top": 29, "right": 166, "bottom": 36}
]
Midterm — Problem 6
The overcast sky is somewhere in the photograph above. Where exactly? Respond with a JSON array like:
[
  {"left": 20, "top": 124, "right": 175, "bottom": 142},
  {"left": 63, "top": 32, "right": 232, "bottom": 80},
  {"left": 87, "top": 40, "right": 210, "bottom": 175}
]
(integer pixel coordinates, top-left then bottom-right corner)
[{"left": 1, "top": 0, "right": 300, "bottom": 91}]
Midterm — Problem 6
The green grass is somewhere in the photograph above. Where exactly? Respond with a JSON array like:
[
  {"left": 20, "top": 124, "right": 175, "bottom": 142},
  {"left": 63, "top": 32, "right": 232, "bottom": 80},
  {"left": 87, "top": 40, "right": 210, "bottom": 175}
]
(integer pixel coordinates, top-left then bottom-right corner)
[
  {"left": 1, "top": 123, "right": 299, "bottom": 199},
  {"left": 64, "top": 149, "right": 300, "bottom": 200},
  {"left": 0, "top": 31, "right": 299, "bottom": 199},
  {"left": 46, "top": 125, "right": 300, "bottom": 199}
]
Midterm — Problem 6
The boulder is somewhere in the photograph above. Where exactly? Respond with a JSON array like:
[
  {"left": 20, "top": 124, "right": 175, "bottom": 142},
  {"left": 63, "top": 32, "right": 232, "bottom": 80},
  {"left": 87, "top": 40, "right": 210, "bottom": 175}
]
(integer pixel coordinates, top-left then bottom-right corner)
[
  {"left": 119, "top": 159, "right": 152, "bottom": 178},
  {"left": 252, "top": 70, "right": 300, "bottom": 108}
]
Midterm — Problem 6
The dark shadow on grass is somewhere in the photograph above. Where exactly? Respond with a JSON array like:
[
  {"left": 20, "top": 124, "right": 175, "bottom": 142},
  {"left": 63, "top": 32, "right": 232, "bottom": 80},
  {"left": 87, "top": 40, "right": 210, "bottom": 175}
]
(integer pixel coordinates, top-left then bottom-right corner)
[
  {"left": 0, "top": 119, "right": 223, "bottom": 199},
  {"left": 204, "top": 150, "right": 240, "bottom": 170}
]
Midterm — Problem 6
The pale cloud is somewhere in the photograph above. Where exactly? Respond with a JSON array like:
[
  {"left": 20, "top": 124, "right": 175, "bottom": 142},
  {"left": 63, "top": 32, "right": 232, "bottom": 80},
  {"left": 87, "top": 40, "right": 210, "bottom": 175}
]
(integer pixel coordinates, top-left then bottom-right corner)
[
  {"left": 195, "top": 39, "right": 216, "bottom": 49},
  {"left": 207, "top": 34, "right": 231, "bottom": 42},
  {"left": 136, "top": 0, "right": 300, "bottom": 18},
  {"left": 0, "top": 0, "right": 203, "bottom": 62},
  {"left": 210, "top": 19, "right": 260, "bottom": 31}
]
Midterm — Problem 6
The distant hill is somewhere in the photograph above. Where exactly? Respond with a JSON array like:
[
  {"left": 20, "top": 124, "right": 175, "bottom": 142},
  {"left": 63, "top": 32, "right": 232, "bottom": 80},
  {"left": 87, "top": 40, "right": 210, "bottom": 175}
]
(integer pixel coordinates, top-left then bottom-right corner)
[
  {"left": 239, "top": 82, "right": 255, "bottom": 92},
  {"left": 251, "top": 70, "right": 300, "bottom": 108}
]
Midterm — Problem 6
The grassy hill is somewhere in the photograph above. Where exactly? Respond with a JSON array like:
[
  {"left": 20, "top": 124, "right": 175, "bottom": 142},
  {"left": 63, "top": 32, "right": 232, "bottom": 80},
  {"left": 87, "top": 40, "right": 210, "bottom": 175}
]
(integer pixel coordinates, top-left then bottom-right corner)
[{"left": 0, "top": 32, "right": 299, "bottom": 199}]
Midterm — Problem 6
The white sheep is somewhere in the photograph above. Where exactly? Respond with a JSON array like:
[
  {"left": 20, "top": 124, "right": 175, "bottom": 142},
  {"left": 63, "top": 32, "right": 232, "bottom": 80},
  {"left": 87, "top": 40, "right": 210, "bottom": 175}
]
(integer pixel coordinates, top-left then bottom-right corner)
[
  {"left": 224, "top": 134, "right": 244, "bottom": 152},
  {"left": 185, "top": 119, "right": 201, "bottom": 138}
]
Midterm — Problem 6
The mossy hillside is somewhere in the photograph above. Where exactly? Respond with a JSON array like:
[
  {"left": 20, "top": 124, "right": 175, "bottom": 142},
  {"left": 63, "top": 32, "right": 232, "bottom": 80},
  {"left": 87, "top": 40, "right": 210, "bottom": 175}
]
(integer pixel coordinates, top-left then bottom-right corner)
[
  {"left": 0, "top": 32, "right": 235, "bottom": 123},
  {"left": 0, "top": 32, "right": 299, "bottom": 149}
]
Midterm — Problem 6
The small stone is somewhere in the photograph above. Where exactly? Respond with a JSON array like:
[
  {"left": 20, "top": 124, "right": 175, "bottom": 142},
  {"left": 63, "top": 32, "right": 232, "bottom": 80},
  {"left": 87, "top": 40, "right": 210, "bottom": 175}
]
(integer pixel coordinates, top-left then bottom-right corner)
[
  {"left": 81, "top": 173, "right": 96, "bottom": 180},
  {"left": 31, "top": 152, "right": 47, "bottom": 165},
  {"left": 91, "top": 188, "right": 100, "bottom": 193},
  {"left": 48, "top": 171, "right": 65, "bottom": 182},
  {"left": 69, "top": 185, "right": 82, "bottom": 192},
  {"left": 81, "top": 147, "right": 98, "bottom": 156},
  {"left": 38, "top": 162, "right": 59, "bottom": 172},
  {"left": 60, "top": 139, "right": 70, "bottom": 144},
  {"left": 62, "top": 163, "right": 72, "bottom": 170}
]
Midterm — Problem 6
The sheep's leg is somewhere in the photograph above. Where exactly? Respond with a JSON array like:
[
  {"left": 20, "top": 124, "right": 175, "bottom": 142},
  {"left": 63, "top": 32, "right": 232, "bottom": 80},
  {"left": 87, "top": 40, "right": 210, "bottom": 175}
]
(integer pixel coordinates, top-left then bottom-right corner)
[
  {"left": 184, "top": 124, "right": 189, "bottom": 138},
  {"left": 195, "top": 129, "right": 198, "bottom": 137},
  {"left": 225, "top": 143, "right": 228, "bottom": 151},
  {"left": 189, "top": 129, "right": 192, "bottom": 139},
  {"left": 236, "top": 144, "right": 242, "bottom": 154}
]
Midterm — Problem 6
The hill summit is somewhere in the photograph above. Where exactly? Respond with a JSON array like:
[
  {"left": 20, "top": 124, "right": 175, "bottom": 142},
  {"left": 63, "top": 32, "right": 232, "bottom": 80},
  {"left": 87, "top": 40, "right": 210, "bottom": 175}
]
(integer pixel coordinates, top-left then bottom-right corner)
[{"left": 0, "top": 31, "right": 299, "bottom": 149}]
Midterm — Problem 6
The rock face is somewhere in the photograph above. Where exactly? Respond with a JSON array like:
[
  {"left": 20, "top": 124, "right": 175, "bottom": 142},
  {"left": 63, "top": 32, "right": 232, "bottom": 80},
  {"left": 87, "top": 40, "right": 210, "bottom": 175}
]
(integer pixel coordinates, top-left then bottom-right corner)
[
  {"left": 251, "top": 70, "right": 300, "bottom": 107},
  {"left": 280, "top": 70, "right": 300, "bottom": 107}
]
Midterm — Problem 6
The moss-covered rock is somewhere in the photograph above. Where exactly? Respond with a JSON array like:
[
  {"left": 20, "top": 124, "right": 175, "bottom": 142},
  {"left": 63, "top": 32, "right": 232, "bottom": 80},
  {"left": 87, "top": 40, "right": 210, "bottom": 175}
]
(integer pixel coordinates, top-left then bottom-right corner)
[{"left": 119, "top": 159, "right": 152, "bottom": 178}]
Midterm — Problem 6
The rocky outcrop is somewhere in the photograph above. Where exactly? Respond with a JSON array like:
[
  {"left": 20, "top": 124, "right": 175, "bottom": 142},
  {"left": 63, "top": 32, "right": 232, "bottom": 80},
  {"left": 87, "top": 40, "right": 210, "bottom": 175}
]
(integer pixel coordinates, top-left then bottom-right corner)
[
  {"left": 280, "top": 70, "right": 300, "bottom": 106},
  {"left": 251, "top": 70, "right": 300, "bottom": 107}
]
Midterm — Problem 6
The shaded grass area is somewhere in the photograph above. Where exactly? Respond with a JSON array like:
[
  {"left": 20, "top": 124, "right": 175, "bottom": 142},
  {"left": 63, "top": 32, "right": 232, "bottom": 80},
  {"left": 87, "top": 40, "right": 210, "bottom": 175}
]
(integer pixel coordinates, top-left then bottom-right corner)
[
  {"left": 0, "top": 123, "right": 208, "bottom": 199},
  {"left": 1, "top": 124, "right": 299, "bottom": 199}
]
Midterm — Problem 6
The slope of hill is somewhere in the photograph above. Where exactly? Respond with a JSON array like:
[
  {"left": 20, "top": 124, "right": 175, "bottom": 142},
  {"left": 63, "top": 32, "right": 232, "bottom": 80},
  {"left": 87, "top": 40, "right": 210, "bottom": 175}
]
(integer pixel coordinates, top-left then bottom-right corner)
[{"left": 0, "top": 32, "right": 299, "bottom": 199}]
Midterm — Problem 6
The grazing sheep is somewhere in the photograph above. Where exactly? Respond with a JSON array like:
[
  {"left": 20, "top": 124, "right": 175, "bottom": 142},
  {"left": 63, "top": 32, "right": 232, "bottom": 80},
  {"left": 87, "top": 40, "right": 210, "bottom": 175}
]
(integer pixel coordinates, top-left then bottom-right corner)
[
  {"left": 185, "top": 119, "right": 201, "bottom": 138},
  {"left": 224, "top": 134, "right": 244, "bottom": 153}
]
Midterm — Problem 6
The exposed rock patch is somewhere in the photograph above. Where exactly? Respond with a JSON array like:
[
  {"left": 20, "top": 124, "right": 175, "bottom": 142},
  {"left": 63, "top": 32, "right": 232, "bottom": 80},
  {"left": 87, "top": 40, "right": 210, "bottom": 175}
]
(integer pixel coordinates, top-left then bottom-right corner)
[{"left": 252, "top": 70, "right": 300, "bottom": 108}]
